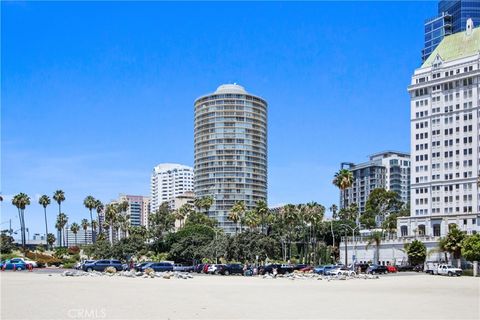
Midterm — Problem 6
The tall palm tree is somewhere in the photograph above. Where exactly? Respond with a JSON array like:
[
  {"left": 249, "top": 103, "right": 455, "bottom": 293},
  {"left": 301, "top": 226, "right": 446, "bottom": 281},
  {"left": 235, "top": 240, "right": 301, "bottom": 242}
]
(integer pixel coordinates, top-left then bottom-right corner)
[
  {"left": 177, "top": 203, "right": 193, "bottom": 228},
  {"left": 202, "top": 196, "right": 214, "bottom": 214},
  {"left": 229, "top": 201, "right": 246, "bottom": 234},
  {"left": 305, "top": 202, "right": 325, "bottom": 264},
  {"left": 12, "top": 193, "right": 30, "bottom": 249},
  {"left": 105, "top": 203, "right": 118, "bottom": 243},
  {"left": 47, "top": 233, "right": 56, "bottom": 250},
  {"left": 332, "top": 169, "right": 354, "bottom": 211},
  {"left": 53, "top": 190, "right": 65, "bottom": 216},
  {"left": 55, "top": 221, "right": 62, "bottom": 247},
  {"left": 81, "top": 219, "right": 90, "bottom": 244},
  {"left": 255, "top": 200, "right": 269, "bottom": 234},
  {"left": 244, "top": 210, "right": 260, "bottom": 231},
  {"left": 280, "top": 204, "right": 299, "bottom": 260},
  {"left": 83, "top": 196, "right": 97, "bottom": 242},
  {"left": 70, "top": 222, "right": 80, "bottom": 246},
  {"left": 56, "top": 213, "right": 68, "bottom": 247},
  {"left": 38, "top": 195, "right": 51, "bottom": 249},
  {"left": 94, "top": 199, "right": 104, "bottom": 239},
  {"left": 329, "top": 204, "right": 338, "bottom": 219},
  {"left": 91, "top": 220, "right": 98, "bottom": 238},
  {"left": 366, "top": 231, "right": 383, "bottom": 264},
  {"left": 119, "top": 214, "right": 130, "bottom": 239}
]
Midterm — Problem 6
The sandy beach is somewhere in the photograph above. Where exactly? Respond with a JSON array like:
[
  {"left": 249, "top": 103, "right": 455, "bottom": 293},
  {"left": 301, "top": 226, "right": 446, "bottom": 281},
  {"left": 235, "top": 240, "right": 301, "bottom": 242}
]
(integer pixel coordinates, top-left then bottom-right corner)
[{"left": 1, "top": 272, "right": 479, "bottom": 320}]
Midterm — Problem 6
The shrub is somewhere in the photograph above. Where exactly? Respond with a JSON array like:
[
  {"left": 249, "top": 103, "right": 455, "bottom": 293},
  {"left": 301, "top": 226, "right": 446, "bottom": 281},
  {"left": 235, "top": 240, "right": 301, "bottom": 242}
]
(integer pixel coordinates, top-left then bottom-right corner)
[
  {"left": 54, "top": 247, "right": 68, "bottom": 258},
  {"left": 62, "top": 262, "right": 76, "bottom": 269},
  {"left": 144, "top": 267, "right": 154, "bottom": 275},
  {"left": 25, "top": 251, "right": 62, "bottom": 267},
  {"left": 104, "top": 266, "right": 117, "bottom": 274},
  {"left": 68, "top": 246, "right": 80, "bottom": 255}
]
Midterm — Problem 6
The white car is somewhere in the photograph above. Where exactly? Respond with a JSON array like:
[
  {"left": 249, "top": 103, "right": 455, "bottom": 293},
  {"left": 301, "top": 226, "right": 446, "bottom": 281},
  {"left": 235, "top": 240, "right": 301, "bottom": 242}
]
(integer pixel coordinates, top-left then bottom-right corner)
[
  {"left": 329, "top": 267, "right": 356, "bottom": 277},
  {"left": 435, "top": 264, "right": 462, "bottom": 276},
  {"left": 207, "top": 264, "right": 223, "bottom": 274},
  {"left": 17, "top": 258, "right": 38, "bottom": 268}
]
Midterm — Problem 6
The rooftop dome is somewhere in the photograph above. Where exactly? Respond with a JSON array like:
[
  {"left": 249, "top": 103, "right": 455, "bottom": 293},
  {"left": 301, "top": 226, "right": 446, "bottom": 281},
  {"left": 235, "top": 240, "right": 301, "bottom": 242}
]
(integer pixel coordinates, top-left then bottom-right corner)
[{"left": 215, "top": 83, "right": 247, "bottom": 94}]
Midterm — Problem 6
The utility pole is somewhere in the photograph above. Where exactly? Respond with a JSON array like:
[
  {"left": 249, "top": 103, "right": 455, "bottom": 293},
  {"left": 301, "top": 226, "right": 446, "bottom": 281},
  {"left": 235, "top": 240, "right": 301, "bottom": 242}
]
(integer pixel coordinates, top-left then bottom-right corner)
[{"left": 344, "top": 228, "right": 348, "bottom": 267}]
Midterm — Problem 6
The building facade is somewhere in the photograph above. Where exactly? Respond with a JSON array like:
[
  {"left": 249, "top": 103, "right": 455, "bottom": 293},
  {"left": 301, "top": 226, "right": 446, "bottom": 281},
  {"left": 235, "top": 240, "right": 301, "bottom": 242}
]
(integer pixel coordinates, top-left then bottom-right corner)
[
  {"left": 194, "top": 84, "right": 268, "bottom": 234},
  {"left": 401, "top": 19, "right": 480, "bottom": 238},
  {"left": 150, "top": 163, "right": 194, "bottom": 213},
  {"left": 340, "top": 151, "right": 411, "bottom": 213},
  {"left": 118, "top": 194, "right": 150, "bottom": 227},
  {"left": 65, "top": 227, "right": 93, "bottom": 246},
  {"left": 423, "top": 0, "right": 480, "bottom": 62}
]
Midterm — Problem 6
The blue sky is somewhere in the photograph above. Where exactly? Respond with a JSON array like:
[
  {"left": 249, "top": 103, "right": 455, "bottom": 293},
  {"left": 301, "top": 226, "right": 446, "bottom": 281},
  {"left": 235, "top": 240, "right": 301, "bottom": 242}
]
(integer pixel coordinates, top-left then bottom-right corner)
[{"left": 1, "top": 1, "right": 435, "bottom": 237}]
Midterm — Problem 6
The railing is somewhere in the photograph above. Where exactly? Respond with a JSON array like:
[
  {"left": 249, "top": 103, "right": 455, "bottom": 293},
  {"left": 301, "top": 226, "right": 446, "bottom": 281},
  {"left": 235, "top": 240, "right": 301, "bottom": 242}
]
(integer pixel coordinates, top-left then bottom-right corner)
[{"left": 341, "top": 235, "right": 442, "bottom": 244}]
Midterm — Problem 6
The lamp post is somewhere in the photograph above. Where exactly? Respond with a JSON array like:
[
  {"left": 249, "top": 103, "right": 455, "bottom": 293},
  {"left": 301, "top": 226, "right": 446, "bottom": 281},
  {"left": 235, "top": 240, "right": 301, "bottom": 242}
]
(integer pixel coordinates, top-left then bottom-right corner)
[{"left": 340, "top": 224, "right": 359, "bottom": 268}]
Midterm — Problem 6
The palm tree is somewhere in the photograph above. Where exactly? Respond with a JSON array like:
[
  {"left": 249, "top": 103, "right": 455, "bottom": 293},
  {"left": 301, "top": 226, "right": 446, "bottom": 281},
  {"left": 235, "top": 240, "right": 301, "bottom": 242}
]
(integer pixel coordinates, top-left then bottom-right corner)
[
  {"left": 280, "top": 204, "right": 299, "bottom": 260},
  {"left": 56, "top": 213, "right": 68, "bottom": 247},
  {"left": 119, "top": 214, "right": 130, "bottom": 239},
  {"left": 70, "top": 222, "right": 80, "bottom": 246},
  {"left": 305, "top": 202, "right": 325, "bottom": 264},
  {"left": 81, "top": 219, "right": 90, "bottom": 244},
  {"left": 366, "top": 231, "right": 383, "bottom": 264},
  {"left": 47, "top": 233, "right": 56, "bottom": 250},
  {"left": 244, "top": 210, "right": 261, "bottom": 231},
  {"left": 83, "top": 196, "right": 97, "bottom": 242},
  {"left": 12, "top": 193, "right": 31, "bottom": 249},
  {"left": 255, "top": 200, "right": 268, "bottom": 234},
  {"left": 105, "top": 203, "right": 118, "bottom": 243},
  {"left": 229, "top": 201, "right": 246, "bottom": 234},
  {"left": 38, "top": 195, "right": 51, "bottom": 249},
  {"left": 94, "top": 200, "right": 104, "bottom": 235},
  {"left": 53, "top": 190, "right": 65, "bottom": 216},
  {"left": 442, "top": 224, "right": 466, "bottom": 268},
  {"left": 55, "top": 221, "right": 62, "bottom": 247},
  {"left": 329, "top": 204, "right": 338, "bottom": 219},
  {"left": 332, "top": 169, "right": 354, "bottom": 211},
  {"left": 202, "top": 196, "right": 214, "bottom": 214},
  {"left": 177, "top": 203, "right": 193, "bottom": 228}
]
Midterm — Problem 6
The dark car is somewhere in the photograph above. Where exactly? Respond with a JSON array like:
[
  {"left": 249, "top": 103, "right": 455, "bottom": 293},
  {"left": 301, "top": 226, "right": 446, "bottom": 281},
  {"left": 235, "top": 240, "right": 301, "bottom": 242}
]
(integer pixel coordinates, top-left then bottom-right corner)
[
  {"left": 397, "top": 265, "right": 414, "bottom": 272},
  {"left": 366, "top": 264, "right": 388, "bottom": 274},
  {"left": 142, "top": 262, "right": 174, "bottom": 272},
  {"left": 355, "top": 263, "right": 370, "bottom": 273},
  {"left": 135, "top": 261, "right": 153, "bottom": 272},
  {"left": 194, "top": 264, "right": 205, "bottom": 273},
  {"left": 217, "top": 263, "right": 244, "bottom": 275},
  {"left": 258, "top": 264, "right": 294, "bottom": 275},
  {"left": 293, "top": 264, "right": 309, "bottom": 271},
  {"left": 82, "top": 259, "right": 123, "bottom": 272},
  {"left": 173, "top": 264, "right": 195, "bottom": 272}
]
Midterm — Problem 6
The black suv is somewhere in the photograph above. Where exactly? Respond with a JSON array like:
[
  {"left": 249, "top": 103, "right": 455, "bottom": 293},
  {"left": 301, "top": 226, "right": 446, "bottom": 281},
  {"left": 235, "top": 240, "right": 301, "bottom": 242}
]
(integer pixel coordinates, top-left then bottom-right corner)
[
  {"left": 366, "top": 264, "right": 388, "bottom": 274},
  {"left": 217, "top": 264, "right": 244, "bottom": 275},
  {"left": 258, "top": 264, "right": 294, "bottom": 275},
  {"left": 82, "top": 259, "right": 123, "bottom": 272}
]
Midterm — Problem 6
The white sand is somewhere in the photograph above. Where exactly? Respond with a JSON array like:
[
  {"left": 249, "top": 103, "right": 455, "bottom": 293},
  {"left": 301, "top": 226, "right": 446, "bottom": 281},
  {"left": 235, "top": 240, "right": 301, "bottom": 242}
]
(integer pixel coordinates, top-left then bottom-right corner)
[{"left": 1, "top": 272, "right": 479, "bottom": 320}]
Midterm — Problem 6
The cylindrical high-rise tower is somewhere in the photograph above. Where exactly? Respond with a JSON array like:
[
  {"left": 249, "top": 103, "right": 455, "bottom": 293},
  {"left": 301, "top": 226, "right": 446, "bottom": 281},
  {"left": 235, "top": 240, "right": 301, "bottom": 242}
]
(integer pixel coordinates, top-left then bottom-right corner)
[{"left": 194, "top": 84, "right": 267, "bottom": 234}]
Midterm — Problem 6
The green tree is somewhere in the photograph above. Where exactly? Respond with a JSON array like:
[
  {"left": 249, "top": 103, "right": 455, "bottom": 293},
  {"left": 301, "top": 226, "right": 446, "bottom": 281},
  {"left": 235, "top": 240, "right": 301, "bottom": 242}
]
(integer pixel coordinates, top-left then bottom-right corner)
[
  {"left": 94, "top": 199, "right": 104, "bottom": 237},
  {"left": 148, "top": 202, "right": 175, "bottom": 253},
  {"left": 0, "top": 231, "right": 15, "bottom": 254},
  {"left": 255, "top": 200, "right": 269, "bottom": 234},
  {"left": 38, "top": 195, "right": 51, "bottom": 249},
  {"left": 443, "top": 224, "right": 466, "bottom": 268},
  {"left": 104, "top": 203, "right": 118, "bottom": 243},
  {"left": 47, "top": 233, "right": 56, "bottom": 249},
  {"left": 244, "top": 210, "right": 261, "bottom": 231},
  {"left": 70, "top": 222, "right": 80, "bottom": 246},
  {"left": 405, "top": 239, "right": 427, "bottom": 266},
  {"left": 228, "top": 201, "right": 246, "bottom": 234},
  {"left": 364, "top": 188, "right": 404, "bottom": 230},
  {"left": 366, "top": 231, "right": 383, "bottom": 264},
  {"left": 81, "top": 219, "right": 90, "bottom": 245},
  {"left": 12, "top": 193, "right": 31, "bottom": 249},
  {"left": 56, "top": 213, "right": 68, "bottom": 247},
  {"left": 83, "top": 196, "right": 97, "bottom": 242},
  {"left": 53, "top": 190, "right": 65, "bottom": 215},
  {"left": 462, "top": 234, "right": 480, "bottom": 262},
  {"left": 185, "top": 211, "right": 217, "bottom": 228},
  {"left": 332, "top": 169, "right": 354, "bottom": 212}
]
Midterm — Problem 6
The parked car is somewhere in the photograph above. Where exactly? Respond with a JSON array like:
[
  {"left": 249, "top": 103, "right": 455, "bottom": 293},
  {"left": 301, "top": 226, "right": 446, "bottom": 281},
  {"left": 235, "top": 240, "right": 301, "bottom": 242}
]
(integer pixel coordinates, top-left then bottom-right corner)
[
  {"left": 329, "top": 267, "right": 356, "bottom": 276},
  {"left": 323, "top": 265, "right": 338, "bottom": 275},
  {"left": 135, "top": 261, "right": 153, "bottom": 272},
  {"left": 397, "top": 265, "right": 414, "bottom": 272},
  {"left": 299, "top": 266, "right": 314, "bottom": 272},
  {"left": 435, "top": 264, "right": 462, "bottom": 276},
  {"left": 202, "top": 264, "right": 210, "bottom": 273},
  {"left": 355, "top": 263, "right": 370, "bottom": 273},
  {"left": 217, "top": 263, "right": 244, "bottom": 275},
  {"left": 366, "top": 264, "right": 388, "bottom": 274},
  {"left": 142, "top": 262, "right": 174, "bottom": 272},
  {"left": 1, "top": 258, "right": 28, "bottom": 270},
  {"left": 413, "top": 264, "right": 424, "bottom": 272},
  {"left": 258, "top": 264, "right": 294, "bottom": 275},
  {"left": 82, "top": 259, "right": 123, "bottom": 272},
  {"left": 15, "top": 258, "right": 38, "bottom": 268},
  {"left": 313, "top": 265, "right": 325, "bottom": 274},
  {"left": 76, "top": 260, "right": 96, "bottom": 270},
  {"left": 173, "top": 264, "right": 194, "bottom": 272},
  {"left": 194, "top": 264, "right": 205, "bottom": 273},
  {"left": 293, "top": 264, "right": 309, "bottom": 271},
  {"left": 386, "top": 265, "right": 398, "bottom": 273},
  {"left": 207, "top": 264, "right": 224, "bottom": 274}
]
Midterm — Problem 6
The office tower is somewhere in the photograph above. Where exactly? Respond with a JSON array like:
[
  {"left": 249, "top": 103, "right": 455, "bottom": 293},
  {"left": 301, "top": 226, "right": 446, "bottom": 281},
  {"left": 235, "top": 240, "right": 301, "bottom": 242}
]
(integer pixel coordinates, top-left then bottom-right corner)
[
  {"left": 150, "top": 163, "right": 194, "bottom": 213},
  {"left": 400, "top": 19, "right": 480, "bottom": 237},
  {"left": 194, "top": 84, "right": 267, "bottom": 234},
  {"left": 117, "top": 194, "right": 150, "bottom": 227},
  {"left": 340, "top": 151, "right": 411, "bottom": 214},
  {"left": 423, "top": 0, "right": 480, "bottom": 62}
]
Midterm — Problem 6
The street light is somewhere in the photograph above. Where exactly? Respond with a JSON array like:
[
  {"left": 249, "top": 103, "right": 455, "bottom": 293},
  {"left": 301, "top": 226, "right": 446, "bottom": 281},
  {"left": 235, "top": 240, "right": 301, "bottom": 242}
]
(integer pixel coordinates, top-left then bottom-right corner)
[{"left": 340, "top": 224, "right": 359, "bottom": 268}]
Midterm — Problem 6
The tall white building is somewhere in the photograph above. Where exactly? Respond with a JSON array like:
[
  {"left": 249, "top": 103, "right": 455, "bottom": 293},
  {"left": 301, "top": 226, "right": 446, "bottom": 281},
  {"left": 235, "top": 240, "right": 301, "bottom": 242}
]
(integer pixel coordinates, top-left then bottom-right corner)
[
  {"left": 150, "top": 163, "right": 194, "bottom": 213},
  {"left": 399, "top": 19, "right": 480, "bottom": 238}
]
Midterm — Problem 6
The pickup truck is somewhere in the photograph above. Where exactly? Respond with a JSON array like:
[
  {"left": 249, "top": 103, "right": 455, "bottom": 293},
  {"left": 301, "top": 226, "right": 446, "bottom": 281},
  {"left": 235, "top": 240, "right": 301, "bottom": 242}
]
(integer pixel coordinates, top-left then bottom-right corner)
[{"left": 435, "top": 264, "right": 462, "bottom": 276}]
